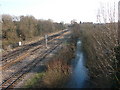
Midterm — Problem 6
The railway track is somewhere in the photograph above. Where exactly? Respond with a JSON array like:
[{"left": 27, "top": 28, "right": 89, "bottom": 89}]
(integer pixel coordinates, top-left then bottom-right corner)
[
  {"left": 1, "top": 30, "right": 68, "bottom": 70},
  {"left": 1, "top": 42, "right": 62, "bottom": 89},
  {"left": 0, "top": 30, "right": 70, "bottom": 89},
  {"left": 1, "top": 30, "right": 68, "bottom": 62}
]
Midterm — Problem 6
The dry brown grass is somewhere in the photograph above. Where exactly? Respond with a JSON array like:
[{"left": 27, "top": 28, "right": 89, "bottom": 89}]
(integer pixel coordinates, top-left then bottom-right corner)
[
  {"left": 43, "top": 40, "right": 76, "bottom": 88},
  {"left": 43, "top": 60, "right": 71, "bottom": 88}
]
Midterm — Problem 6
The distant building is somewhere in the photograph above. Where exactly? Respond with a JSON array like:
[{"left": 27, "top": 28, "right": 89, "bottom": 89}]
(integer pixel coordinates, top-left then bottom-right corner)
[{"left": 82, "top": 22, "right": 93, "bottom": 24}]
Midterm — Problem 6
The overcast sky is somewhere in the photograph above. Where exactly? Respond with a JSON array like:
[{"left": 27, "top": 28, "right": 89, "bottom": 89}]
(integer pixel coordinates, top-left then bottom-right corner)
[{"left": 0, "top": 0, "right": 119, "bottom": 23}]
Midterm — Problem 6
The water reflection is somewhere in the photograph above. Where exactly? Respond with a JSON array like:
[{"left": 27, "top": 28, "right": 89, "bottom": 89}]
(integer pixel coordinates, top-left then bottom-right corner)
[{"left": 66, "top": 40, "right": 89, "bottom": 88}]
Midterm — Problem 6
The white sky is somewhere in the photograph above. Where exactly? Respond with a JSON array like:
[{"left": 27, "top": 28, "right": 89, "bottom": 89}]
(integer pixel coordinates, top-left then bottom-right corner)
[{"left": 0, "top": 0, "right": 119, "bottom": 23}]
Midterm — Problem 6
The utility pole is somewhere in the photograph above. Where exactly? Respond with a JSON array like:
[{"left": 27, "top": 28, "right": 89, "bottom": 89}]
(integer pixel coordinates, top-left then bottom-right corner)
[
  {"left": 0, "top": 4, "right": 2, "bottom": 86},
  {"left": 45, "top": 35, "right": 48, "bottom": 48},
  {"left": 0, "top": 4, "right": 2, "bottom": 50},
  {"left": 0, "top": 4, "right": 2, "bottom": 37},
  {"left": 118, "top": 1, "right": 120, "bottom": 44}
]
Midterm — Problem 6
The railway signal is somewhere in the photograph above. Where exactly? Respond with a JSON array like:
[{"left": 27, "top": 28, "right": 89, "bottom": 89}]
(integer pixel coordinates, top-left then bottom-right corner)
[
  {"left": 19, "top": 41, "right": 22, "bottom": 46},
  {"left": 45, "top": 35, "right": 48, "bottom": 48}
]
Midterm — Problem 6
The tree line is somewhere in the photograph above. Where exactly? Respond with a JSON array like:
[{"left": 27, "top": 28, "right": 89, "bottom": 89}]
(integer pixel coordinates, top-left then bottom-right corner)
[{"left": 2, "top": 14, "right": 66, "bottom": 49}]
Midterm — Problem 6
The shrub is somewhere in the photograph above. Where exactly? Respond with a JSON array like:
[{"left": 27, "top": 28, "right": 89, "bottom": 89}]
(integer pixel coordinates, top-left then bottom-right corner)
[
  {"left": 43, "top": 41, "right": 75, "bottom": 88},
  {"left": 81, "top": 23, "right": 118, "bottom": 87},
  {"left": 24, "top": 72, "right": 45, "bottom": 88}
]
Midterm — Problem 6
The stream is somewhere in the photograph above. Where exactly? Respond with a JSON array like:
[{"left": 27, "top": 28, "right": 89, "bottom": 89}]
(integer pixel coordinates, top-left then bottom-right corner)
[{"left": 66, "top": 40, "right": 89, "bottom": 88}]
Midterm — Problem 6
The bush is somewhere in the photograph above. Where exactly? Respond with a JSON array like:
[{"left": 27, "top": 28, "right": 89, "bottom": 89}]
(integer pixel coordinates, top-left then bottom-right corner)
[
  {"left": 81, "top": 23, "right": 118, "bottom": 87},
  {"left": 43, "top": 60, "right": 71, "bottom": 88},
  {"left": 43, "top": 41, "right": 75, "bottom": 88},
  {"left": 2, "top": 14, "right": 66, "bottom": 49}
]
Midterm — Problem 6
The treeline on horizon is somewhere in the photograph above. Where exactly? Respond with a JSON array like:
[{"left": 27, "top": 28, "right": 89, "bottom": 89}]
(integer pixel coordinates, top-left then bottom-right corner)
[{"left": 1, "top": 14, "right": 66, "bottom": 49}]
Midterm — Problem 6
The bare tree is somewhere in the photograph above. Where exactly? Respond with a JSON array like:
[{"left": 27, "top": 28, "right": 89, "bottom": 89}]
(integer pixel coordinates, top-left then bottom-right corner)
[{"left": 81, "top": 2, "right": 119, "bottom": 87}]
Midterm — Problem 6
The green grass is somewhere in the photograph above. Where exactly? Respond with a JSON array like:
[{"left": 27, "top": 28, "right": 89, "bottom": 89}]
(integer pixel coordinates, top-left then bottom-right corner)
[{"left": 24, "top": 72, "right": 45, "bottom": 88}]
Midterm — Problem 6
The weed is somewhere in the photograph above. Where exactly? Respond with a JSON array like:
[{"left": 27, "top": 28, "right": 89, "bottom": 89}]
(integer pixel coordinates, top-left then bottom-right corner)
[{"left": 24, "top": 72, "right": 45, "bottom": 88}]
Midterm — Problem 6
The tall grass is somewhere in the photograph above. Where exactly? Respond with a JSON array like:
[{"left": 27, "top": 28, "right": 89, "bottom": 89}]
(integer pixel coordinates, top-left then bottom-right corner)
[
  {"left": 24, "top": 72, "right": 45, "bottom": 88},
  {"left": 43, "top": 41, "right": 75, "bottom": 88}
]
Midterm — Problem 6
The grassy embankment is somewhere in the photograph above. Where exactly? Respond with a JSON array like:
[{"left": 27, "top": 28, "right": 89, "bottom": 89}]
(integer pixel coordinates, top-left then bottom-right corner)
[
  {"left": 24, "top": 26, "right": 80, "bottom": 88},
  {"left": 24, "top": 39, "right": 76, "bottom": 88},
  {"left": 80, "top": 23, "right": 119, "bottom": 88}
]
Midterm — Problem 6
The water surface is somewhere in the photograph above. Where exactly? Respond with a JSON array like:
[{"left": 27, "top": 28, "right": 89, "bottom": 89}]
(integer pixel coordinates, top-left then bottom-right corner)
[{"left": 66, "top": 40, "right": 89, "bottom": 88}]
